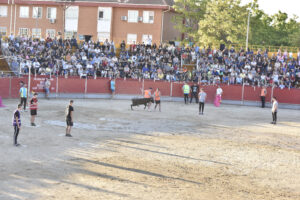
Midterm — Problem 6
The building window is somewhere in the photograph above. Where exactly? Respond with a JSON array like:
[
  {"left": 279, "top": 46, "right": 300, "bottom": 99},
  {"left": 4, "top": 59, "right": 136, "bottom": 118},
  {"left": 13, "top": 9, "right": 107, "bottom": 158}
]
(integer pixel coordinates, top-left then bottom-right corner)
[
  {"left": 143, "top": 11, "right": 154, "bottom": 23},
  {"left": 33, "top": 7, "right": 42, "bottom": 18},
  {"left": 20, "top": 6, "right": 29, "bottom": 18},
  {"left": 142, "top": 34, "right": 152, "bottom": 45},
  {"left": 47, "top": 7, "right": 57, "bottom": 19},
  {"left": 46, "top": 29, "right": 56, "bottom": 38},
  {"left": 97, "top": 32, "right": 110, "bottom": 42},
  {"left": 66, "top": 7, "right": 78, "bottom": 19},
  {"left": 32, "top": 28, "right": 41, "bottom": 38},
  {"left": 19, "top": 28, "right": 29, "bottom": 37},
  {"left": 65, "top": 31, "right": 77, "bottom": 39},
  {"left": 127, "top": 34, "right": 137, "bottom": 44},
  {"left": 128, "top": 10, "right": 138, "bottom": 23},
  {"left": 98, "top": 11, "right": 104, "bottom": 20},
  {"left": 0, "top": 27, "right": 7, "bottom": 36},
  {"left": 0, "top": 6, "right": 8, "bottom": 17}
]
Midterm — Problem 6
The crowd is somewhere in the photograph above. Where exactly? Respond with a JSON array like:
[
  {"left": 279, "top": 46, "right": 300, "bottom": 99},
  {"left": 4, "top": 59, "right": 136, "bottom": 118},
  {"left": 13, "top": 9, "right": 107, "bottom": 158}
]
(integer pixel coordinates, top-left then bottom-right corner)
[{"left": 1, "top": 35, "right": 300, "bottom": 89}]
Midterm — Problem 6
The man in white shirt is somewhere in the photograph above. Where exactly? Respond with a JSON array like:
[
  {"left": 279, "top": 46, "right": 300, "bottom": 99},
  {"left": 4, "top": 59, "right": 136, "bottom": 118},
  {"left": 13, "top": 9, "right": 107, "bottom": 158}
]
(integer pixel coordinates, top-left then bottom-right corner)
[{"left": 271, "top": 97, "right": 278, "bottom": 125}]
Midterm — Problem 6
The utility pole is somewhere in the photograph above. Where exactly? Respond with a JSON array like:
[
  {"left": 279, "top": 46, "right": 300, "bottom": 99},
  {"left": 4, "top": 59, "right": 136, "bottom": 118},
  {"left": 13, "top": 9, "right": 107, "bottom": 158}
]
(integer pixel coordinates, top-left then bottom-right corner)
[{"left": 246, "top": 0, "right": 254, "bottom": 52}]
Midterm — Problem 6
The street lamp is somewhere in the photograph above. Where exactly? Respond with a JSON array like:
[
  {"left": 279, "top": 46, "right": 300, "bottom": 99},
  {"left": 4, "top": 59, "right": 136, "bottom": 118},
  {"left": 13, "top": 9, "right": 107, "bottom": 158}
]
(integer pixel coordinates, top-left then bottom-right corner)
[{"left": 246, "top": 0, "right": 254, "bottom": 52}]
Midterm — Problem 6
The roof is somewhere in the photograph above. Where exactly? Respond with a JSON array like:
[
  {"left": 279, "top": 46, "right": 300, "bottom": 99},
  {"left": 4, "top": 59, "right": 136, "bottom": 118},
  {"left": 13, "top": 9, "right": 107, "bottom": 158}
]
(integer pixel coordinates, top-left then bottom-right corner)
[{"left": 7, "top": 0, "right": 174, "bottom": 8}]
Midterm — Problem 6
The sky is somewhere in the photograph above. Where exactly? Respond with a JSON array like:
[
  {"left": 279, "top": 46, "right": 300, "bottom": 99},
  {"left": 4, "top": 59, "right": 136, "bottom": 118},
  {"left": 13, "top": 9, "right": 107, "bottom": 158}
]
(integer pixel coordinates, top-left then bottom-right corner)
[{"left": 242, "top": 0, "right": 300, "bottom": 18}]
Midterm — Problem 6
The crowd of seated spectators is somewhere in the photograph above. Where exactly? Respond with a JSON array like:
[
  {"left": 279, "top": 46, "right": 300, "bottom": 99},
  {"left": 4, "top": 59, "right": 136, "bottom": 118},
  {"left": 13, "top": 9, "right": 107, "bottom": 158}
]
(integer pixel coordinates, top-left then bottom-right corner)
[{"left": 1, "top": 35, "right": 300, "bottom": 89}]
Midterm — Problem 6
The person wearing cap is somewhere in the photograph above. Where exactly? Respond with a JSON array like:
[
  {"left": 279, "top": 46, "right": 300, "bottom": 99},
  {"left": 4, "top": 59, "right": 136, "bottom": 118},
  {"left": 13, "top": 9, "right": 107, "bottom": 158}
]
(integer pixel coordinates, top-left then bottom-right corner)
[{"left": 29, "top": 93, "right": 38, "bottom": 126}]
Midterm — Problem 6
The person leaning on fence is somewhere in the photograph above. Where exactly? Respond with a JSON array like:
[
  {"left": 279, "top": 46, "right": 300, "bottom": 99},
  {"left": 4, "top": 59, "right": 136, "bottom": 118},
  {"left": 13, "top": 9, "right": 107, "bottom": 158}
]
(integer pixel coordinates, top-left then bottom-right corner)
[
  {"left": 110, "top": 78, "right": 116, "bottom": 99},
  {"left": 19, "top": 84, "right": 28, "bottom": 111},
  {"left": 182, "top": 82, "right": 190, "bottom": 104},
  {"left": 260, "top": 86, "right": 267, "bottom": 108},
  {"left": 44, "top": 78, "right": 51, "bottom": 99}
]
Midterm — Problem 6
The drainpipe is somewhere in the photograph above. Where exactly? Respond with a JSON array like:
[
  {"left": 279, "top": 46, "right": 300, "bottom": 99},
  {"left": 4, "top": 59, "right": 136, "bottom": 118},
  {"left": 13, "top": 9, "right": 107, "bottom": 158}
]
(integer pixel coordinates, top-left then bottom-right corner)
[
  {"left": 9, "top": 0, "right": 12, "bottom": 35},
  {"left": 160, "top": 6, "right": 171, "bottom": 44},
  {"left": 13, "top": 0, "right": 16, "bottom": 36}
]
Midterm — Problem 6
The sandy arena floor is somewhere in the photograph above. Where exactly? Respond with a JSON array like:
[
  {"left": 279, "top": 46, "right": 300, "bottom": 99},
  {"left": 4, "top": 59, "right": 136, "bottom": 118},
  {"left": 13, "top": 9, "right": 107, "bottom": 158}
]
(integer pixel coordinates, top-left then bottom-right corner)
[{"left": 0, "top": 98, "right": 300, "bottom": 200}]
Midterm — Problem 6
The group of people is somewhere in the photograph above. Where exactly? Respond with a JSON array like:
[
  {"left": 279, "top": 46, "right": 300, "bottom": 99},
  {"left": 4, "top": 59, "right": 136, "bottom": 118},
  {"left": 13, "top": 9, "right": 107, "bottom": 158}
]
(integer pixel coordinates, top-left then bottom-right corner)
[
  {"left": 1, "top": 36, "right": 300, "bottom": 89},
  {"left": 12, "top": 82, "right": 74, "bottom": 146}
]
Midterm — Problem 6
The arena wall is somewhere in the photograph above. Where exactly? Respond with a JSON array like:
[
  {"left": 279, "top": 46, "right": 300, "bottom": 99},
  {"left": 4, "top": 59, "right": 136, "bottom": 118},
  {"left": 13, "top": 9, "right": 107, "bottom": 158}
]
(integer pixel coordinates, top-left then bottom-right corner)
[{"left": 0, "top": 76, "right": 299, "bottom": 108}]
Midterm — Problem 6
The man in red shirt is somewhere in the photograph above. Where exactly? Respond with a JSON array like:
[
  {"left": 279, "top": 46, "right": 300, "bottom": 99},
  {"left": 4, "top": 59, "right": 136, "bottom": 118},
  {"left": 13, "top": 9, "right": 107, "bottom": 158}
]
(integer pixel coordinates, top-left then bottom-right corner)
[{"left": 30, "top": 93, "right": 38, "bottom": 126}]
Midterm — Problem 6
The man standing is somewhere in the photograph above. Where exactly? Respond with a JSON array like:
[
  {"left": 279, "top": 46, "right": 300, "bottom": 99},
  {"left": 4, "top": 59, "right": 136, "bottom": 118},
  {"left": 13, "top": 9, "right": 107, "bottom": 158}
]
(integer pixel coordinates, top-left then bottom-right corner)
[
  {"left": 19, "top": 84, "right": 28, "bottom": 111},
  {"left": 144, "top": 87, "right": 152, "bottom": 110},
  {"left": 13, "top": 104, "right": 22, "bottom": 146},
  {"left": 214, "top": 85, "right": 223, "bottom": 107},
  {"left": 198, "top": 88, "right": 207, "bottom": 115},
  {"left": 154, "top": 88, "right": 161, "bottom": 112},
  {"left": 271, "top": 97, "right": 278, "bottom": 125},
  {"left": 30, "top": 93, "right": 38, "bottom": 126},
  {"left": 190, "top": 82, "right": 199, "bottom": 103},
  {"left": 110, "top": 78, "right": 116, "bottom": 99},
  {"left": 66, "top": 100, "right": 74, "bottom": 137},
  {"left": 260, "top": 86, "right": 267, "bottom": 108},
  {"left": 44, "top": 78, "right": 51, "bottom": 99},
  {"left": 182, "top": 82, "right": 190, "bottom": 104}
]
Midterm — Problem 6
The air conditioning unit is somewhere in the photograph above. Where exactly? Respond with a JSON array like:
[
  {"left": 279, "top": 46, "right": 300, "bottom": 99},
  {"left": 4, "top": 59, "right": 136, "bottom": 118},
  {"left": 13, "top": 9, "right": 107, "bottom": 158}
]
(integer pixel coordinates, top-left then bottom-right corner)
[
  {"left": 138, "top": 17, "right": 143, "bottom": 22},
  {"left": 49, "top": 19, "right": 56, "bottom": 24},
  {"left": 121, "top": 16, "right": 127, "bottom": 21}
]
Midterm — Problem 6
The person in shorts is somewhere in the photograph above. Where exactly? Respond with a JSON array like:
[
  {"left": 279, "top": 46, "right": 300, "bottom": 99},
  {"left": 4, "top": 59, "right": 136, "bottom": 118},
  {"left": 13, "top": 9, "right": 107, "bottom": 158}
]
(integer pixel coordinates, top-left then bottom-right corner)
[
  {"left": 154, "top": 88, "right": 161, "bottom": 112},
  {"left": 66, "top": 100, "right": 74, "bottom": 137},
  {"left": 30, "top": 93, "right": 38, "bottom": 126}
]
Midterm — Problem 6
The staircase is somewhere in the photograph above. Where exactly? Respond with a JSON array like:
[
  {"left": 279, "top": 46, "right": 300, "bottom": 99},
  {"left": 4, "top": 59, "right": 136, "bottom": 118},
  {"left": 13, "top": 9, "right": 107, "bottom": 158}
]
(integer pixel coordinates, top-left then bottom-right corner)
[{"left": 0, "top": 49, "right": 12, "bottom": 75}]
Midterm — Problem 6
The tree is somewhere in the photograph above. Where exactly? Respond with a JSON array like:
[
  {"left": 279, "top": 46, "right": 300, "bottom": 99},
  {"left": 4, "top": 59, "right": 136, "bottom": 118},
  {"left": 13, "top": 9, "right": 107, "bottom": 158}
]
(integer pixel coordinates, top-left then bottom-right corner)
[{"left": 173, "top": 0, "right": 209, "bottom": 41}]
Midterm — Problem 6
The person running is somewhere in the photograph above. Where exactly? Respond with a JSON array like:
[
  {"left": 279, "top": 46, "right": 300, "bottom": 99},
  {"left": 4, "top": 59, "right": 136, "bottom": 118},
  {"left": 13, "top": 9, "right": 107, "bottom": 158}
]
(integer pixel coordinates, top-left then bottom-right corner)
[
  {"left": 260, "top": 86, "right": 267, "bottom": 108},
  {"left": 214, "top": 85, "right": 223, "bottom": 107},
  {"left": 182, "top": 82, "right": 190, "bottom": 104},
  {"left": 29, "top": 93, "right": 38, "bottom": 126},
  {"left": 144, "top": 87, "right": 152, "bottom": 110},
  {"left": 190, "top": 82, "right": 199, "bottom": 103},
  {"left": 110, "top": 78, "right": 116, "bottom": 99},
  {"left": 271, "top": 97, "right": 278, "bottom": 125},
  {"left": 19, "top": 84, "right": 28, "bottom": 111},
  {"left": 65, "top": 100, "right": 74, "bottom": 137},
  {"left": 44, "top": 78, "right": 51, "bottom": 99},
  {"left": 198, "top": 88, "right": 207, "bottom": 115},
  {"left": 13, "top": 104, "right": 22, "bottom": 146},
  {"left": 154, "top": 88, "right": 161, "bottom": 112}
]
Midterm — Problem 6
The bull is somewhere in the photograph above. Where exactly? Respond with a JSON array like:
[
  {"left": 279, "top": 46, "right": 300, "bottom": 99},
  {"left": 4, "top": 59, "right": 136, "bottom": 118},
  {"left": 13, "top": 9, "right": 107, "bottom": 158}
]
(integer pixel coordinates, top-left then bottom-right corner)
[{"left": 131, "top": 98, "right": 154, "bottom": 110}]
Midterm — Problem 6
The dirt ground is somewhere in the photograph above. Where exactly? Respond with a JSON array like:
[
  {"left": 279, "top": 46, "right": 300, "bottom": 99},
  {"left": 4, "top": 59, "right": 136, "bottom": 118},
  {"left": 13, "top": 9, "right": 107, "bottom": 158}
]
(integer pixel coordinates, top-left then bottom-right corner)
[{"left": 0, "top": 98, "right": 299, "bottom": 200}]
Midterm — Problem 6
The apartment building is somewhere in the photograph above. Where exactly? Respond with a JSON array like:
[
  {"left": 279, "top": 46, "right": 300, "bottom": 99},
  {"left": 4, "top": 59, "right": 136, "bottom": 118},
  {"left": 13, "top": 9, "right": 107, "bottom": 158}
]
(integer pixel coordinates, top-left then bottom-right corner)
[{"left": 0, "top": 0, "right": 180, "bottom": 44}]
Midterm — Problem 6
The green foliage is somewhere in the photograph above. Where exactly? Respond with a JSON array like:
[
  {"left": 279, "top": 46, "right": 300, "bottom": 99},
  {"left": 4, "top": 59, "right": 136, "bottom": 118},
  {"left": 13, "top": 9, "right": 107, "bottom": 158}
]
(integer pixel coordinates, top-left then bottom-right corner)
[
  {"left": 197, "top": 0, "right": 248, "bottom": 45},
  {"left": 173, "top": 0, "right": 209, "bottom": 40},
  {"left": 173, "top": 0, "right": 300, "bottom": 47}
]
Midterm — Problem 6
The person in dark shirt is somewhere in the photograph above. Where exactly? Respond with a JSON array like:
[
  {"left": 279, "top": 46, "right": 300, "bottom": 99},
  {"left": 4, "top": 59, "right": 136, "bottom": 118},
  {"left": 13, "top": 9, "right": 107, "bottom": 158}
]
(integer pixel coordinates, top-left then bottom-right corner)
[
  {"left": 13, "top": 104, "right": 22, "bottom": 146},
  {"left": 65, "top": 100, "right": 74, "bottom": 137},
  {"left": 30, "top": 93, "right": 38, "bottom": 126},
  {"left": 190, "top": 82, "right": 199, "bottom": 103}
]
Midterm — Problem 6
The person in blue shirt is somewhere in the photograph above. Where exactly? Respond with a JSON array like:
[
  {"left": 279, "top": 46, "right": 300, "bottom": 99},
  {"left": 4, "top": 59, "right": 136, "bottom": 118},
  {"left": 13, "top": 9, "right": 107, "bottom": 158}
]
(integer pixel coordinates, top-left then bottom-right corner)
[
  {"left": 19, "top": 84, "right": 28, "bottom": 111},
  {"left": 13, "top": 104, "right": 22, "bottom": 146},
  {"left": 110, "top": 78, "right": 116, "bottom": 98}
]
